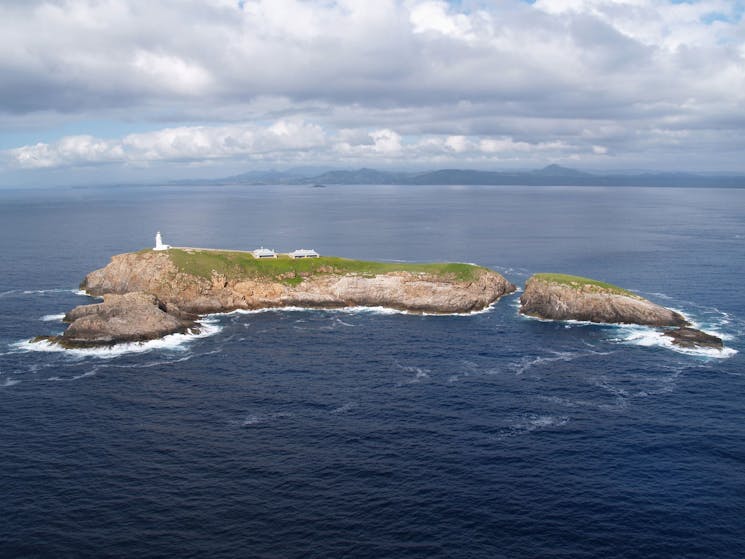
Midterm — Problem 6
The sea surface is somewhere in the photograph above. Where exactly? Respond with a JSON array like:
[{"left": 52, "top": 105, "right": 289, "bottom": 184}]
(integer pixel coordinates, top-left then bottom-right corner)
[{"left": 1, "top": 184, "right": 744, "bottom": 558}]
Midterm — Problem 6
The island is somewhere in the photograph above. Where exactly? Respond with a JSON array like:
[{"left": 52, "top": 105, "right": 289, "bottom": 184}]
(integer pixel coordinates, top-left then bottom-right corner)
[
  {"left": 39, "top": 248, "right": 517, "bottom": 347},
  {"left": 519, "top": 273, "right": 723, "bottom": 349}
]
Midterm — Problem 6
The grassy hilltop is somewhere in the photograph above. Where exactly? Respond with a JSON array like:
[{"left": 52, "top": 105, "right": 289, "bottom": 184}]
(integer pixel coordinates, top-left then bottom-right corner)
[
  {"left": 162, "top": 249, "right": 483, "bottom": 284},
  {"left": 532, "top": 273, "right": 640, "bottom": 298}
]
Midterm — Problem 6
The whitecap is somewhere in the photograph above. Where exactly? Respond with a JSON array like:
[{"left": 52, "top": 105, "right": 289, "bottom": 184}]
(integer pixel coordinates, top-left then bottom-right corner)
[
  {"left": 611, "top": 325, "right": 737, "bottom": 359},
  {"left": 330, "top": 402, "right": 357, "bottom": 414},
  {"left": 40, "top": 313, "right": 66, "bottom": 322},
  {"left": 238, "top": 412, "right": 292, "bottom": 427},
  {"left": 509, "top": 350, "right": 603, "bottom": 375},
  {"left": 1, "top": 378, "right": 20, "bottom": 387},
  {"left": 47, "top": 370, "right": 98, "bottom": 382},
  {"left": 22, "top": 288, "right": 75, "bottom": 295},
  {"left": 214, "top": 303, "right": 496, "bottom": 318},
  {"left": 12, "top": 318, "right": 222, "bottom": 359},
  {"left": 497, "top": 414, "right": 570, "bottom": 439},
  {"left": 0, "top": 290, "right": 17, "bottom": 298},
  {"left": 396, "top": 364, "right": 431, "bottom": 385}
]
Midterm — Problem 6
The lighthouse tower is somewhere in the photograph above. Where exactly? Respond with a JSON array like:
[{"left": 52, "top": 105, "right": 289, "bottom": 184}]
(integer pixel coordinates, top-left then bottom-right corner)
[{"left": 153, "top": 231, "right": 171, "bottom": 251}]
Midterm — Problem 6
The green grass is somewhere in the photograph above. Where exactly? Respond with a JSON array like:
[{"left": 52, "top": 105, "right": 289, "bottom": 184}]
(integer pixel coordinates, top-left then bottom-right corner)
[
  {"left": 165, "top": 249, "right": 483, "bottom": 283},
  {"left": 532, "top": 273, "right": 639, "bottom": 297}
]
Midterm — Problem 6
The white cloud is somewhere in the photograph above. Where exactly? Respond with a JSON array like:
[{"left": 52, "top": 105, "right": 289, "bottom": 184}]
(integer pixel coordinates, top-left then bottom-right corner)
[
  {"left": 409, "top": 1, "right": 475, "bottom": 40},
  {"left": 1, "top": 0, "right": 745, "bottom": 174},
  {"left": 132, "top": 51, "right": 213, "bottom": 95},
  {"left": 7, "top": 120, "right": 328, "bottom": 168}
]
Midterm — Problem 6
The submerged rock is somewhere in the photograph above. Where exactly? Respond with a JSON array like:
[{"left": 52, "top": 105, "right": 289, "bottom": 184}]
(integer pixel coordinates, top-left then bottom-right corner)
[
  {"left": 52, "top": 292, "right": 198, "bottom": 347},
  {"left": 520, "top": 274, "right": 687, "bottom": 327},
  {"left": 663, "top": 327, "right": 723, "bottom": 350}
]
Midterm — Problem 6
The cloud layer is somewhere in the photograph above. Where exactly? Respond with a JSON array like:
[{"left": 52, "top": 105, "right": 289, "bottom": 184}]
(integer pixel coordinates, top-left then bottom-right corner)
[{"left": 2, "top": 0, "right": 744, "bottom": 176}]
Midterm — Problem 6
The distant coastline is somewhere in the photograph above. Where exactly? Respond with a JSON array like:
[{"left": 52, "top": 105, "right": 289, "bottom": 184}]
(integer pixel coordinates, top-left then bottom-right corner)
[{"left": 169, "top": 164, "right": 745, "bottom": 188}]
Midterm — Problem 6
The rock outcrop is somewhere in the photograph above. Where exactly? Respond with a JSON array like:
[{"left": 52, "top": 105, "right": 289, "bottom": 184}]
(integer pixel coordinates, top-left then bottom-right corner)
[
  {"left": 49, "top": 292, "right": 198, "bottom": 347},
  {"left": 42, "top": 250, "right": 516, "bottom": 346},
  {"left": 520, "top": 275, "right": 687, "bottom": 326},
  {"left": 81, "top": 251, "right": 516, "bottom": 315},
  {"left": 662, "top": 327, "right": 723, "bottom": 350},
  {"left": 519, "top": 274, "right": 726, "bottom": 351}
]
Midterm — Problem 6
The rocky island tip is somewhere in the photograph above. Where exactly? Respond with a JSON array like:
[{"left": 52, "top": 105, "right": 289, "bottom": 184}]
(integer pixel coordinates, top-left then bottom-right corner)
[
  {"left": 40, "top": 247, "right": 516, "bottom": 348},
  {"left": 519, "top": 272, "right": 723, "bottom": 350}
]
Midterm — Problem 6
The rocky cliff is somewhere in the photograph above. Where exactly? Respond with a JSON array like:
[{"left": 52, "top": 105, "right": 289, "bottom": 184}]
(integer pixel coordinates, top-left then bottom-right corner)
[
  {"left": 519, "top": 273, "right": 722, "bottom": 350},
  {"left": 520, "top": 274, "right": 687, "bottom": 326},
  {"left": 82, "top": 251, "right": 516, "bottom": 315},
  {"left": 49, "top": 250, "right": 516, "bottom": 346}
]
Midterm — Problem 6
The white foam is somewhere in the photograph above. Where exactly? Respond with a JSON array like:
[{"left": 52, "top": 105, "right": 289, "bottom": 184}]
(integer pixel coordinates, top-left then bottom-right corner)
[
  {"left": 22, "top": 288, "right": 76, "bottom": 295},
  {"left": 497, "top": 414, "right": 570, "bottom": 439},
  {"left": 396, "top": 364, "right": 431, "bottom": 385},
  {"left": 47, "top": 370, "right": 98, "bottom": 382},
  {"left": 40, "top": 313, "right": 66, "bottom": 322},
  {"left": 238, "top": 412, "right": 292, "bottom": 427},
  {"left": 13, "top": 318, "right": 222, "bottom": 359},
  {"left": 215, "top": 304, "right": 494, "bottom": 318},
  {"left": 330, "top": 402, "right": 357, "bottom": 414},
  {"left": 509, "top": 349, "right": 611, "bottom": 375},
  {"left": 0, "top": 290, "right": 17, "bottom": 298},
  {"left": 612, "top": 325, "right": 737, "bottom": 359},
  {"left": 1, "top": 378, "right": 20, "bottom": 387}
]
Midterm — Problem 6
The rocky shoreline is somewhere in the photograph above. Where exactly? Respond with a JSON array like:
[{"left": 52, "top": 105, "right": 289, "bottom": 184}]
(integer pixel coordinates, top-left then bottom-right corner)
[
  {"left": 35, "top": 252, "right": 725, "bottom": 352},
  {"left": 519, "top": 274, "right": 723, "bottom": 350},
  {"left": 40, "top": 250, "right": 516, "bottom": 348}
]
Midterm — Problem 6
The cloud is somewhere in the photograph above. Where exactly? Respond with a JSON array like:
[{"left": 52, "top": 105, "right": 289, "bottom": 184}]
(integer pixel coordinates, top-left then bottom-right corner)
[
  {"left": 1, "top": 0, "right": 745, "bottom": 174},
  {"left": 6, "top": 120, "right": 328, "bottom": 168},
  {"left": 6, "top": 120, "right": 595, "bottom": 169}
]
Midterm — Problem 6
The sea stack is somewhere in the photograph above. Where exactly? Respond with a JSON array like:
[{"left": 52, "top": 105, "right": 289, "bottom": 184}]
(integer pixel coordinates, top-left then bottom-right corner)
[
  {"left": 520, "top": 273, "right": 723, "bottom": 350},
  {"left": 519, "top": 273, "right": 687, "bottom": 326}
]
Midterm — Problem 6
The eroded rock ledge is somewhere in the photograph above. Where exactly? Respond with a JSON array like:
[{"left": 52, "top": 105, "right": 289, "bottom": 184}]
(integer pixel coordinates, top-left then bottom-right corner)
[
  {"left": 520, "top": 273, "right": 721, "bottom": 350},
  {"left": 44, "top": 249, "right": 517, "bottom": 347}
]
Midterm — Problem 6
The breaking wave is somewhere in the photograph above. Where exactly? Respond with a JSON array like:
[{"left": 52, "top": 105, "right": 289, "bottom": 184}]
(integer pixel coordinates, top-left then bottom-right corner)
[
  {"left": 217, "top": 304, "right": 495, "bottom": 318},
  {"left": 611, "top": 325, "right": 737, "bottom": 359},
  {"left": 12, "top": 318, "right": 222, "bottom": 359},
  {"left": 40, "top": 313, "right": 66, "bottom": 322},
  {"left": 496, "top": 414, "right": 570, "bottom": 439}
]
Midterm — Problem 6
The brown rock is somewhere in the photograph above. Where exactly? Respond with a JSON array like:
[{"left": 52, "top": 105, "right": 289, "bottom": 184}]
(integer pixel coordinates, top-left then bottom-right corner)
[
  {"left": 520, "top": 275, "right": 688, "bottom": 326},
  {"left": 58, "top": 292, "right": 198, "bottom": 347},
  {"left": 663, "top": 327, "right": 723, "bottom": 350},
  {"left": 81, "top": 252, "right": 517, "bottom": 315}
]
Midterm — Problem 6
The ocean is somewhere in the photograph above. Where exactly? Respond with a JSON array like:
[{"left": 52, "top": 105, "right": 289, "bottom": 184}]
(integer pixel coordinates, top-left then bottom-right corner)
[{"left": 1, "top": 184, "right": 743, "bottom": 558}]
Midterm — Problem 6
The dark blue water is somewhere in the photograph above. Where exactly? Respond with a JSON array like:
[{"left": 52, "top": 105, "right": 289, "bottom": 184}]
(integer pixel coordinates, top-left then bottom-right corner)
[{"left": 1, "top": 185, "right": 744, "bottom": 558}]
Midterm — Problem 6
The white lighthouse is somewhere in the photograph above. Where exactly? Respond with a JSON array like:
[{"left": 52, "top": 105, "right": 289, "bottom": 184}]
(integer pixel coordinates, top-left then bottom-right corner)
[{"left": 153, "top": 231, "right": 171, "bottom": 251}]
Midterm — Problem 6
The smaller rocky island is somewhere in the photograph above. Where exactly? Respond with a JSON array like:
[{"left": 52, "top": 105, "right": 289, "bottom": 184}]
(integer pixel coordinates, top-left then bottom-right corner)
[
  {"left": 38, "top": 247, "right": 516, "bottom": 348},
  {"left": 520, "top": 273, "right": 723, "bottom": 350}
]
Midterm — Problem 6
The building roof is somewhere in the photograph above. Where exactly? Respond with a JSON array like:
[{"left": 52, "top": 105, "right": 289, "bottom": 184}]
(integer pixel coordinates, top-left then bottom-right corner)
[
  {"left": 252, "top": 247, "right": 277, "bottom": 257},
  {"left": 289, "top": 249, "right": 319, "bottom": 257}
]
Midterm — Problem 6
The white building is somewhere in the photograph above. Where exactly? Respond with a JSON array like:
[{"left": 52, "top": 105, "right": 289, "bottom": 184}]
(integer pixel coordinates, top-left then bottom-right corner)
[
  {"left": 289, "top": 249, "right": 319, "bottom": 259},
  {"left": 153, "top": 231, "right": 171, "bottom": 251},
  {"left": 253, "top": 247, "right": 277, "bottom": 259}
]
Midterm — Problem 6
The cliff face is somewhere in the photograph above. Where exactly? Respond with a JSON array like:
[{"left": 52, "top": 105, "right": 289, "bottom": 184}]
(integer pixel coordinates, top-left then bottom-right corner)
[
  {"left": 47, "top": 251, "right": 516, "bottom": 347},
  {"left": 519, "top": 276, "right": 688, "bottom": 326},
  {"left": 59, "top": 292, "right": 197, "bottom": 346},
  {"left": 82, "top": 251, "right": 517, "bottom": 315}
]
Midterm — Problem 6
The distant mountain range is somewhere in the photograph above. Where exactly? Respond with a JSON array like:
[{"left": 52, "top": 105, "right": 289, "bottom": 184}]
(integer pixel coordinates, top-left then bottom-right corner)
[{"left": 171, "top": 164, "right": 745, "bottom": 188}]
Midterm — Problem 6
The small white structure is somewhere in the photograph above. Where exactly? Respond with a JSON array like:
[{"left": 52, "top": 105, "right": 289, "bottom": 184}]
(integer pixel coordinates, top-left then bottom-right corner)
[
  {"left": 153, "top": 231, "right": 171, "bottom": 251},
  {"left": 253, "top": 247, "right": 277, "bottom": 259},
  {"left": 289, "top": 249, "right": 319, "bottom": 259}
]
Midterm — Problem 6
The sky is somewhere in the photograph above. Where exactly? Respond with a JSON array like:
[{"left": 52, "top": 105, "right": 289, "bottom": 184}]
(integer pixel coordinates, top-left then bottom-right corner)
[{"left": 1, "top": 0, "right": 744, "bottom": 185}]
